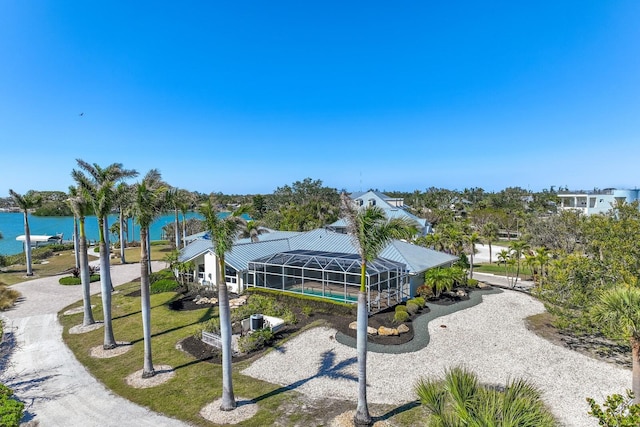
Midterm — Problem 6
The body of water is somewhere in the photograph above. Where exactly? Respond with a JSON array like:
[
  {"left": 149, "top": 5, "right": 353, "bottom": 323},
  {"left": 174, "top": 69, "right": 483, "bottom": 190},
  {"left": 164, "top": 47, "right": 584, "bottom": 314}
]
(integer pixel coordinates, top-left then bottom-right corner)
[{"left": 0, "top": 211, "right": 203, "bottom": 256}]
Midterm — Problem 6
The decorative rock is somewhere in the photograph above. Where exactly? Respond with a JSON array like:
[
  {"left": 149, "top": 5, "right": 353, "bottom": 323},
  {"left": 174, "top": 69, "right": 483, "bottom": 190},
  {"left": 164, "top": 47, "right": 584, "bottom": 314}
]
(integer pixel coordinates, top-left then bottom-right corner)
[
  {"left": 349, "top": 321, "right": 377, "bottom": 335},
  {"left": 397, "top": 324, "right": 410, "bottom": 334},
  {"left": 456, "top": 289, "right": 467, "bottom": 298},
  {"left": 478, "top": 282, "right": 491, "bottom": 289},
  {"left": 378, "top": 326, "right": 399, "bottom": 336}
]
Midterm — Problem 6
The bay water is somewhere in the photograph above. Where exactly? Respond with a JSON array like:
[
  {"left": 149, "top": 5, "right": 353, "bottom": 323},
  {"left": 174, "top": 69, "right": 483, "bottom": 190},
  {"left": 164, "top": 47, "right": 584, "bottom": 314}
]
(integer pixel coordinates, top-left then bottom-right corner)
[{"left": 0, "top": 212, "right": 203, "bottom": 256}]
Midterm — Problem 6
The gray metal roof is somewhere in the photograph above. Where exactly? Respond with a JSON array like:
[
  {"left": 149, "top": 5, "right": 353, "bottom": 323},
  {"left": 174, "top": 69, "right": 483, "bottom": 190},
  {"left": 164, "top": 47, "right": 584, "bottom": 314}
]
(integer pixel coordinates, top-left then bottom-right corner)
[{"left": 179, "top": 227, "right": 457, "bottom": 275}]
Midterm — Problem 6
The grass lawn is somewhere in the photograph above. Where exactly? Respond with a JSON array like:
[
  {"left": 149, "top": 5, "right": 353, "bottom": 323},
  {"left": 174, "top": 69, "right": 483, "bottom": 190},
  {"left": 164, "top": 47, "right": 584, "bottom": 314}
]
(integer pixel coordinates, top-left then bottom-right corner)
[
  {"left": 60, "top": 280, "right": 428, "bottom": 426},
  {"left": 474, "top": 263, "right": 533, "bottom": 279}
]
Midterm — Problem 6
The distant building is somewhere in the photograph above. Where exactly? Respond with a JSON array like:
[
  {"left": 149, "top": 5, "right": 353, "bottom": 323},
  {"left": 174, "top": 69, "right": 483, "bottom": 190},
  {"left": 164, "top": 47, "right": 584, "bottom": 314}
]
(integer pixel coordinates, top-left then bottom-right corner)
[
  {"left": 328, "top": 190, "right": 432, "bottom": 235},
  {"left": 558, "top": 188, "right": 640, "bottom": 215}
]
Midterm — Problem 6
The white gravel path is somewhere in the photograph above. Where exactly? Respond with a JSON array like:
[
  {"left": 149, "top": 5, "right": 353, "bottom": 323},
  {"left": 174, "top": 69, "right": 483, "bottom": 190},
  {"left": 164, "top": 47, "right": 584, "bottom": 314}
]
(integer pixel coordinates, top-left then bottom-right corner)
[{"left": 242, "top": 290, "right": 631, "bottom": 427}]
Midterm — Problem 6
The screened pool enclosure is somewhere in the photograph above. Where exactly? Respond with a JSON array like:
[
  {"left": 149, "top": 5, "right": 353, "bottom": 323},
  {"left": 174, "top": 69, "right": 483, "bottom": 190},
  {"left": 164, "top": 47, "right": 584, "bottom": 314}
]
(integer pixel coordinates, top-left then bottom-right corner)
[{"left": 247, "top": 249, "right": 410, "bottom": 312}]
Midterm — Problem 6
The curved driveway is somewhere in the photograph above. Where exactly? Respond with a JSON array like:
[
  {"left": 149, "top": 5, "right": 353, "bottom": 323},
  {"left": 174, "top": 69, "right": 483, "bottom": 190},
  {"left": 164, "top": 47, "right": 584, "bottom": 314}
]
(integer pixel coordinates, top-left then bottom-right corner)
[{"left": 1, "top": 262, "right": 189, "bottom": 427}]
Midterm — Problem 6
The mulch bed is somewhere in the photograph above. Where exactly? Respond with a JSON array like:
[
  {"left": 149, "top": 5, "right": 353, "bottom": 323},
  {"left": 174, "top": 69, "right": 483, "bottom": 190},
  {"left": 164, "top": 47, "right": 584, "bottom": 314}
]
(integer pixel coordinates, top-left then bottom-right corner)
[{"left": 172, "top": 288, "right": 476, "bottom": 363}]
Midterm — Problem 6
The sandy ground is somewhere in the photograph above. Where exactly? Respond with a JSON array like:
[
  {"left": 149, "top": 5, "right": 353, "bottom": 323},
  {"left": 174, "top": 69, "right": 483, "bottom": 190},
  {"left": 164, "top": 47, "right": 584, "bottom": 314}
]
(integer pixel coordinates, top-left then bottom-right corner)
[{"left": 1, "top": 261, "right": 189, "bottom": 427}]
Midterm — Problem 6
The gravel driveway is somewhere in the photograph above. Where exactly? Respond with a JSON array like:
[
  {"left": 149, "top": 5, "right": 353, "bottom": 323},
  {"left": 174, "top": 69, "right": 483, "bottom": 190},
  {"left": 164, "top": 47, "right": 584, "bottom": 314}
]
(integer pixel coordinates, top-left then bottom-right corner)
[
  {"left": 1, "top": 261, "right": 189, "bottom": 427},
  {"left": 242, "top": 290, "right": 631, "bottom": 427}
]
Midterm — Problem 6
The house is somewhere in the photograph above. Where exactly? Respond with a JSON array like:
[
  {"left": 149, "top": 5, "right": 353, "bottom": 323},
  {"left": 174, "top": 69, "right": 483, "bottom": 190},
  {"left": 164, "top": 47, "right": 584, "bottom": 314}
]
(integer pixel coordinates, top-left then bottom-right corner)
[
  {"left": 178, "top": 227, "right": 457, "bottom": 313},
  {"left": 327, "top": 190, "right": 432, "bottom": 235},
  {"left": 557, "top": 188, "right": 640, "bottom": 215}
]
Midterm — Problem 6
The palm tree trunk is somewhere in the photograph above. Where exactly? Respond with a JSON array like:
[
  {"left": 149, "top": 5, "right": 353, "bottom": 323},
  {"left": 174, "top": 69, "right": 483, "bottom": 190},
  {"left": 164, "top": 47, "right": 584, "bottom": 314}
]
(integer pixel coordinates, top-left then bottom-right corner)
[
  {"left": 469, "top": 251, "right": 474, "bottom": 279},
  {"left": 147, "top": 231, "right": 152, "bottom": 275},
  {"left": 102, "top": 220, "right": 115, "bottom": 292},
  {"left": 140, "top": 226, "right": 155, "bottom": 378},
  {"left": 73, "top": 217, "right": 80, "bottom": 269},
  {"left": 23, "top": 211, "right": 33, "bottom": 276},
  {"left": 488, "top": 242, "right": 492, "bottom": 264},
  {"left": 174, "top": 208, "right": 180, "bottom": 249},
  {"left": 79, "top": 219, "right": 95, "bottom": 326},
  {"left": 633, "top": 339, "right": 640, "bottom": 404},
  {"left": 354, "top": 263, "right": 372, "bottom": 426},
  {"left": 218, "top": 256, "right": 236, "bottom": 411},
  {"left": 119, "top": 209, "right": 127, "bottom": 263},
  {"left": 99, "top": 218, "right": 117, "bottom": 349}
]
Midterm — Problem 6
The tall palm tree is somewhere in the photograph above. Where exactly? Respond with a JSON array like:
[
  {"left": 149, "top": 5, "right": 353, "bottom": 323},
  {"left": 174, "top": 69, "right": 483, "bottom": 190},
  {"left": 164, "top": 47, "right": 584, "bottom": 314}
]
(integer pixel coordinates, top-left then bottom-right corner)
[
  {"left": 497, "top": 249, "right": 513, "bottom": 287},
  {"left": 178, "top": 190, "right": 194, "bottom": 247},
  {"left": 131, "top": 170, "right": 168, "bottom": 378},
  {"left": 509, "top": 241, "right": 530, "bottom": 287},
  {"left": 9, "top": 190, "right": 40, "bottom": 276},
  {"left": 200, "top": 196, "right": 248, "bottom": 411},
  {"left": 465, "top": 232, "right": 481, "bottom": 279},
  {"left": 593, "top": 285, "right": 640, "bottom": 403},
  {"left": 114, "top": 182, "right": 133, "bottom": 263},
  {"left": 72, "top": 160, "right": 138, "bottom": 349},
  {"left": 240, "top": 220, "right": 267, "bottom": 242},
  {"left": 67, "top": 190, "right": 96, "bottom": 327},
  {"left": 481, "top": 221, "right": 499, "bottom": 264},
  {"left": 341, "top": 192, "right": 417, "bottom": 426}
]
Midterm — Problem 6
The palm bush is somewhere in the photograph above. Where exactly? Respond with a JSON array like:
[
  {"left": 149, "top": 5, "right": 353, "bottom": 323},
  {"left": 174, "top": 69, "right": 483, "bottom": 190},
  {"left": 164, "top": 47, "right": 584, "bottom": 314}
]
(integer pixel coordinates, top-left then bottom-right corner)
[{"left": 415, "top": 366, "right": 558, "bottom": 427}]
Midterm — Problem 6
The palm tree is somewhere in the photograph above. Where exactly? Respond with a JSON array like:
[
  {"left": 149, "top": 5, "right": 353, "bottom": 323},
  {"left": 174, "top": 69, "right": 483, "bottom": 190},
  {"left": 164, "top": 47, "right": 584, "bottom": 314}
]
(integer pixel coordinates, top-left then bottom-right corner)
[
  {"left": 497, "top": 249, "right": 513, "bottom": 287},
  {"left": 67, "top": 191, "right": 96, "bottom": 327},
  {"left": 72, "top": 160, "right": 138, "bottom": 349},
  {"left": 535, "top": 247, "right": 550, "bottom": 283},
  {"left": 341, "top": 192, "right": 417, "bottom": 426},
  {"left": 425, "top": 267, "right": 456, "bottom": 298},
  {"left": 464, "top": 232, "right": 481, "bottom": 279},
  {"left": 240, "top": 220, "right": 267, "bottom": 242},
  {"left": 415, "top": 365, "right": 557, "bottom": 425},
  {"left": 481, "top": 221, "right": 499, "bottom": 264},
  {"left": 9, "top": 190, "right": 40, "bottom": 276},
  {"left": 509, "top": 241, "right": 530, "bottom": 287},
  {"left": 593, "top": 285, "right": 640, "bottom": 403},
  {"left": 200, "top": 196, "right": 248, "bottom": 411},
  {"left": 114, "top": 182, "right": 133, "bottom": 263},
  {"left": 131, "top": 170, "right": 168, "bottom": 378}
]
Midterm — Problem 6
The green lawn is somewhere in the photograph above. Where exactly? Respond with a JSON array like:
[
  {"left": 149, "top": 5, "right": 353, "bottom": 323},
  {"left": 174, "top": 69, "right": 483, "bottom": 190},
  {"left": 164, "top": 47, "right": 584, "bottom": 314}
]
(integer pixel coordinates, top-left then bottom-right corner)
[
  {"left": 60, "top": 280, "right": 428, "bottom": 426},
  {"left": 474, "top": 263, "right": 533, "bottom": 278}
]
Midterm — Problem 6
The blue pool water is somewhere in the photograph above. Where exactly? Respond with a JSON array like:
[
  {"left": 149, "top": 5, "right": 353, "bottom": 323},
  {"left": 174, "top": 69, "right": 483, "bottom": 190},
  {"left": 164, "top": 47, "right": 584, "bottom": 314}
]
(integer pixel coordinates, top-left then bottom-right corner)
[{"left": 290, "top": 287, "right": 358, "bottom": 303}]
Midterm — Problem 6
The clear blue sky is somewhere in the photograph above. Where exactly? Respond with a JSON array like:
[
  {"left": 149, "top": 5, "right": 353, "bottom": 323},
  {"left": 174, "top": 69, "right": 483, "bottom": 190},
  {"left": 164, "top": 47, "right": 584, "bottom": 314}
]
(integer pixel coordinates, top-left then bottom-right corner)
[{"left": 1, "top": 2, "right": 639, "bottom": 196}]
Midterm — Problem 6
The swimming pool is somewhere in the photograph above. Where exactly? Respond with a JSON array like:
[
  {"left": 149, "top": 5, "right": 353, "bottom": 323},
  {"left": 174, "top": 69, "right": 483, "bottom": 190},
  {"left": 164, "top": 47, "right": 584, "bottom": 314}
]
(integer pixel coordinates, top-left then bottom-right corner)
[{"left": 289, "top": 287, "right": 358, "bottom": 303}]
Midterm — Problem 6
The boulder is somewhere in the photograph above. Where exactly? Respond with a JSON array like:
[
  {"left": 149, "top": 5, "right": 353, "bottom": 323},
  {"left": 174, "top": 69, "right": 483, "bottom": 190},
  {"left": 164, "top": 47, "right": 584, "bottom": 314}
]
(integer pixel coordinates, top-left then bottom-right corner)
[
  {"left": 456, "top": 289, "right": 467, "bottom": 298},
  {"left": 378, "top": 326, "right": 399, "bottom": 336},
  {"left": 349, "top": 321, "right": 377, "bottom": 335},
  {"left": 349, "top": 321, "right": 357, "bottom": 330},
  {"left": 397, "top": 324, "right": 410, "bottom": 334}
]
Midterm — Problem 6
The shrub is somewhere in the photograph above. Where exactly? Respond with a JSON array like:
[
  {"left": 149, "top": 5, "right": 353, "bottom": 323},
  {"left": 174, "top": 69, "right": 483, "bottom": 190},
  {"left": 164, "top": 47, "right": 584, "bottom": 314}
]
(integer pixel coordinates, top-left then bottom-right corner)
[
  {"left": 0, "top": 286, "right": 20, "bottom": 311},
  {"left": 247, "top": 287, "right": 354, "bottom": 316},
  {"left": 232, "top": 294, "right": 297, "bottom": 325},
  {"left": 394, "top": 310, "right": 410, "bottom": 324},
  {"left": 198, "top": 317, "right": 221, "bottom": 337},
  {"left": 302, "top": 305, "right": 313, "bottom": 317},
  {"left": 58, "top": 275, "right": 100, "bottom": 286},
  {"left": 0, "top": 384, "right": 24, "bottom": 427},
  {"left": 416, "top": 285, "right": 433, "bottom": 299},
  {"left": 395, "top": 304, "right": 408, "bottom": 313},
  {"left": 587, "top": 390, "right": 640, "bottom": 426},
  {"left": 413, "top": 296, "right": 426, "bottom": 307},
  {"left": 237, "top": 328, "right": 274, "bottom": 353},
  {"left": 406, "top": 301, "right": 420, "bottom": 315},
  {"left": 150, "top": 269, "right": 176, "bottom": 284},
  {"left": 150, "top": 279, "right": 180, "bottom": 294},
  {"left": 467, "top": 278, "right": 479, "bottom": 288}
]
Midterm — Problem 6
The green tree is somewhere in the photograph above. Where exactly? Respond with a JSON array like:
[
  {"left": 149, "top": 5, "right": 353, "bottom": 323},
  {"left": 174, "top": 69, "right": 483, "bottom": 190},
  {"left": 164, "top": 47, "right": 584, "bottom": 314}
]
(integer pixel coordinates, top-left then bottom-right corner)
[
  {"left": 593, "top": 285, "right": 640, "bottom": 403},
  {"left": 72, "top": 160, "right": 138, "bottom": 349},
  {"left": 341, "top": 192, "right": 417, "bottom": 426},
  {"left": 67, "top": 190, "right": 96, "bottom": 326},
  {"left": 132, "top": 169, "right": 168, "bottom": 378},
  {"left": 8, "top": 189, "right": 41, "bottom": 276},
  {"left": 509, "top": 240, "right": 530, "bottom": 287},
  {"left": 200, "top": 196, "right": 248, "bottom": 411}
]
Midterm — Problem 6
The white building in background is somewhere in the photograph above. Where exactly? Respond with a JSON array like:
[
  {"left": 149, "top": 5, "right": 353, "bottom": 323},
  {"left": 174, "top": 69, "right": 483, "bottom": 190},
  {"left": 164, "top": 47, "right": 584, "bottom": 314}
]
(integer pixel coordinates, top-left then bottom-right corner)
[{"left": 558, "top": 188, "right": 640, "bottom": 215}]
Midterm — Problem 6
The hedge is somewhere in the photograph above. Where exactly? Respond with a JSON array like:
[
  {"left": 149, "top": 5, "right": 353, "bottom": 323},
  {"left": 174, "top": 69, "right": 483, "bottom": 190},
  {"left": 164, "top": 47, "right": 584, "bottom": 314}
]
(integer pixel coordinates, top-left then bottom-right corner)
[{"left": 58, "top": 274, "right": 100, "bottom": 286}]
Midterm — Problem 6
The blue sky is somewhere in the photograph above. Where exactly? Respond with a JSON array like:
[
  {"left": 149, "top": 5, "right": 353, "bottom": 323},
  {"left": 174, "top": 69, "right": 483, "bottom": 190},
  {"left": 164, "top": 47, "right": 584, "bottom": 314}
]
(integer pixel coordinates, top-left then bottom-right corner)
[{"left": 1, "top": 2, "right": 639, "bottom": 196}]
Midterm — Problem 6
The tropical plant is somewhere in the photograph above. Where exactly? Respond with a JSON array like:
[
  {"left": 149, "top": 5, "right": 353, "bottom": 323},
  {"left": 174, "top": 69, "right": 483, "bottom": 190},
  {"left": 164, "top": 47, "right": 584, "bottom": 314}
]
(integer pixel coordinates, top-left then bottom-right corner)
[
  {"left": 67, "top": 190, "right": 96, "bottom": 326},
  {"left": 200, "top": 196, "right": 249, "bottom": 411},
  {"left": 592, "top": 285, "right": 640, "bottom": 403},
  {"left": 341, "top": 192, "right": 418, "bottom": 426},
  {"left": 464, "top": 232, "right": 481, "bottom": 279},
  {"left": 497, "top": 249, "right": 514, "bottom": 287},
  {"left": 587, "top": 390, "right": 640, "bottom": 426},
  {"left": 481, "top": 221, "right": 500, "bottom": 264},
  {"left": 509, "top": 240, "right": 530, "bottom": 287},
  {"left": 415, "top": 366, "right": 557, "bottom": 426},
  {"left": 425, "top": 268, "right": 455, "bottom": 298},
  {"left": 114, "top": 182, "right": 134, "bottom": 263},
  {"left": 240, "top": 220, "right": 267, "bottom": 242},
  {"left": 131, "top": 169, "right": 168, "bottom": 378},
  {"left": 8, "top": 189, "right": 41, "bottom": 276},
  {"left": 72, "top": 160, "right": 138, "bottom": 349},
  {"left": 0, "top": 383, "right": 24, "bottom": 427}
]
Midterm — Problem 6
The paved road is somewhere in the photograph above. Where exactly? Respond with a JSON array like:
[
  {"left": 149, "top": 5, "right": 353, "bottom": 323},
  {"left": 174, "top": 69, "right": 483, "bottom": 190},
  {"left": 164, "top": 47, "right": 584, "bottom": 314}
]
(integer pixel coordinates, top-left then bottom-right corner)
[{"left": 1, "top": 262, "right": 189, "bottom": 427}]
